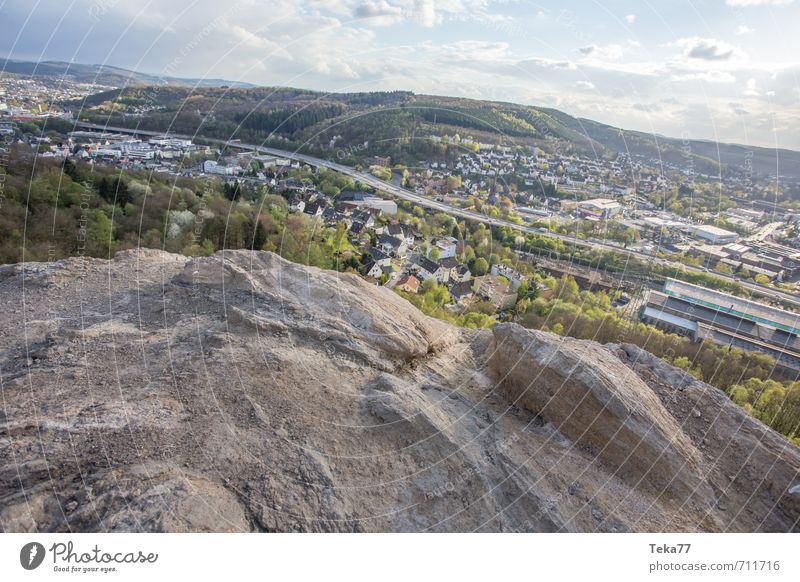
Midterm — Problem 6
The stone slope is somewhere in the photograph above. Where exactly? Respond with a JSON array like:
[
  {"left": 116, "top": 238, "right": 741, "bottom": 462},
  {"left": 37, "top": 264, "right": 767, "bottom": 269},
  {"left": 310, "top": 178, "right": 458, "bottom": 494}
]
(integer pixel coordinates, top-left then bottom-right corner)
[{"left": 0, "top": 249, "right": 798, "bottom": 532}]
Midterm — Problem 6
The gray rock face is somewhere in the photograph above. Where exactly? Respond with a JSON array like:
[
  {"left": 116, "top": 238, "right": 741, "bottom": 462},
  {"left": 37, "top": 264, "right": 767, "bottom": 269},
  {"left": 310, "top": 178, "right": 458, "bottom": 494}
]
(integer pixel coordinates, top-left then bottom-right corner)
[
  {"left": 0, "top": 249, "right": 798, "bottom": 532},
  {"left": 489, "top": 324, "right": 713, "bottom": 504}
]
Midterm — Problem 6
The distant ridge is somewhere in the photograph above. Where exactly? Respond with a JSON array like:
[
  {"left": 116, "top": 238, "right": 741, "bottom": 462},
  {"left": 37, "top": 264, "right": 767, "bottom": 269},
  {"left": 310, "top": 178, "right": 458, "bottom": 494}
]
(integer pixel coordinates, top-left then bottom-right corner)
[
  {"left": 5, "top": 57, "right": 800, "bottom": 180},
  {"left": 0, "top": 57, "right": 254, "bottom": 88}
]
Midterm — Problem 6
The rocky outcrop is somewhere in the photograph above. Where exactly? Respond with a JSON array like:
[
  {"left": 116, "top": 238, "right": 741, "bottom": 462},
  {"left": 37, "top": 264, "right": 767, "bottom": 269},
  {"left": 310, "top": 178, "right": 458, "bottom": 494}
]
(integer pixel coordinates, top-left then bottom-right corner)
[
  {"left": 489, "top": 324, "right": 713, "bottom": 504},
  {"left": 0, "top": 249, "right": 798, "bottom": 532}
]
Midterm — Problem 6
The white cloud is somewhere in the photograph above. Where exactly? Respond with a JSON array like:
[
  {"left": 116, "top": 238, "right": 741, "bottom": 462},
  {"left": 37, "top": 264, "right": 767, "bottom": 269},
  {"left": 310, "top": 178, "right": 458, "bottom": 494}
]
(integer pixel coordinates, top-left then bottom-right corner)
[
  {"left": 632, "top": 103, "right": 661, "bottom": 112},
  {"left": 735, "top": 24, "right": 755, "bottom": 34},
  {"left": 2, "top": 0, "right": 799, "bottom": 149},
  {"left": 314, "top": 58, "right": 361, "bottom": 79},
  {"left": 624, "top": 14, "right": 636, "bottom": 24},
  {"left": 578, "top": 43, "right": 624, "bottom": 61},
  {"left": 354, "top": 1, "right": 405, "bottom": 26},
  {"left": 350, "top": 0, "right": 487, "bottom": 27},
  {"left": 226, "top": 25, "right": 281, "bottom": 51},
  {"left": 432, "top": 40, "right": 511, "bottom": 61},
  {"left": 671, "top": 37, "right": 746, "bottom": 61},
  {"left": 518, "top": 57, "right": 577, "bottom": 71},
  {"left": 410, "top": 0, "right": 438, "bottom": 27},
  {"left": 672, "top": 70, "right": 737, "bottom": 83}
]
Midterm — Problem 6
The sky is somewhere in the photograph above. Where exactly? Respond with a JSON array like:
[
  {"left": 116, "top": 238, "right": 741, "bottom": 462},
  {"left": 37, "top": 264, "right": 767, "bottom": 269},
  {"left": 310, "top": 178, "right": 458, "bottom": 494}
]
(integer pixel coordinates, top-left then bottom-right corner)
[{"left": 1, "top": 0, "right": 799, "bottom": 149}]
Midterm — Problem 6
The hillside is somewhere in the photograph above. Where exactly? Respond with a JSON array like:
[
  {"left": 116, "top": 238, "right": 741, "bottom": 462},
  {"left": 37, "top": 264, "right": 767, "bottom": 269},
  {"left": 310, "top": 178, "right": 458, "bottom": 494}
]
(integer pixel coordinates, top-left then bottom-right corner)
[
  {"left": 0, "top": 58, "right": 253, "bottom": 88},
  {"left": 548, "top": 110, "right": 800, "bottom": 181},
  {"left": 64, "top": 83, "right": 800, "bottom": 179},
  {"left": 4, "top": 55, "right": 795, "bottom": 178},
  {"left": 1, "top": 249, "right": 798, "bottom": 532}
]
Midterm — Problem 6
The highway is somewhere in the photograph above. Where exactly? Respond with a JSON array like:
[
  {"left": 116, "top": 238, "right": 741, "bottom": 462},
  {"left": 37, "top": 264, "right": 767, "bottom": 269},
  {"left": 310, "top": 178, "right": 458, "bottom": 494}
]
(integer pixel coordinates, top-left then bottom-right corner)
[{"left": 74, "top": 121, "right": 800, "bottom": 308}]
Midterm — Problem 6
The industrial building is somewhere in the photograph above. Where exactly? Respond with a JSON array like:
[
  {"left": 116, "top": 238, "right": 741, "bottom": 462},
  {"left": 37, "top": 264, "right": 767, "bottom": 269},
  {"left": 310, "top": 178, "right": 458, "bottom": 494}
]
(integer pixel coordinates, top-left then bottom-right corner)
[
  {"left": 338, "top": 191, "right": 398, "bottom": 215},
  {"left": 639, "top": 278, "right": 800, "bottom": 375},
  {"left": 690, "top": 224, "right": 739, "bottom": 245},
  {"left": 576, "top": 198, "right": 622, "bottom": 219}
]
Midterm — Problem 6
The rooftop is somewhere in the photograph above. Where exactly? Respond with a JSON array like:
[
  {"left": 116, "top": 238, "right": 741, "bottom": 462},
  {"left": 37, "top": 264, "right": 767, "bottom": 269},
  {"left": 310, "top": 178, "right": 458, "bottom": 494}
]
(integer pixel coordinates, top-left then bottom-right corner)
[
  {"left": 695, "top": 225, "right": 738, "bottom": 236},
  {"left": 580, "top": 198, "right": 621, "bottom": 209},
  {"left": 663, "top": 278, "right": 800, "bottom": 335},
  {"left": 641, "top": 305, "right": 698, "bottom": 333}
]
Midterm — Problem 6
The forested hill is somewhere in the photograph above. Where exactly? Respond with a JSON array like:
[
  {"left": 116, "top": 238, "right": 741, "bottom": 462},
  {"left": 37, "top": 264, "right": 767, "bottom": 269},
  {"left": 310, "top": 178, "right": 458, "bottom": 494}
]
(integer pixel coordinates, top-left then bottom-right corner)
[
  {"left": 5, "top": 57, "right": 797, "bottom": 177},
  {"left": 67, "top": 84, "right": 800, "bottom": 180},
  {"left": 0, "top": 58, "right": 253, "bottom": 88}
]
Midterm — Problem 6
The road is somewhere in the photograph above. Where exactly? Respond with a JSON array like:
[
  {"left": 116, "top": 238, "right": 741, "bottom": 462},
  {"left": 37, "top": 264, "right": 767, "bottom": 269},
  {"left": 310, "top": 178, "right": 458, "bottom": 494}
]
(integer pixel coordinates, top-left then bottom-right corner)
[
  {"left": 748, "top": 221, "right": 784, "bottom": 243},
  {"left": 74, "top": 121, "right": 800, "bottom": 308}
]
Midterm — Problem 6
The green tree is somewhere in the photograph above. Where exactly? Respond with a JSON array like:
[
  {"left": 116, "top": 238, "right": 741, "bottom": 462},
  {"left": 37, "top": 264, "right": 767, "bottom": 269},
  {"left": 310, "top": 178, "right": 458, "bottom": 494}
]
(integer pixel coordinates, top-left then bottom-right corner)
[
  {"left": 97, "top": 177, "right": 132, "bottom": 207},
  {"left": 329, "top": 221, "right": 349, "bottom": 255},
  {"left": 90, "top": 210, "right": 116, "bottom": 256},
  {"left": 715, "top": 262, "right": 733, "bottom": 275},
  {"left": 251, "top": 220, "right": 267, "bottom": 250},
  {"left": 462, "top": 245, "right": 476, "bottom": 262},
  {"left": 473, "top": 257, "right": 489, "bottom": 276},
  {"left": 201, "top": 239, "right": 216, "bottom": 256},
  {"left": 457, "top": 312, "right": 495, "bottom": 328},
  {"left": 754, "top": 274, "right": 771, "bottom": 285},
  {"left": 223, "top": 182, "right": 242, "bottom": 202},
  {"left": 517, "top": 280, "right": 539, "bottom": 301}
]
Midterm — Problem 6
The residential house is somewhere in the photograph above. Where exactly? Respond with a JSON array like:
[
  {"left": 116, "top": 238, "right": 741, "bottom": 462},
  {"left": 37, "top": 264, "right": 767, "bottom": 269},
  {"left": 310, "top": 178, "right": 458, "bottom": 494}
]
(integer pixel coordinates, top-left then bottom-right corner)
[
  {"left": 366, "top": 246, "right": 392, "bottom": 267},
  {"left": 414, "top": 256, "right": 447, "bottom": 282},
  {"left": 321, "top": 207, "right": 349, "bottom": 225},
  {"left": 490, "top": 263, "right": 525, "bottom": 290},
  {"left": 303, "top": 202, "right": 324, "bottom": 217},
  {"left": 449, "top": 280, "right": 474, "bottom": 303},
  {"left": 429, "top": 237, "right": 458, "bottom": 259},
  {"left": 351, "top": 210, "right": 376, "bottom": 228},
  {"left": 395, "top": 274, "right": 420, "bottom": 294},
  {"left": 377, "top": 233, "right": 409, "bottom": 257},
  {"left": 349, "top": 221, "right": 367, "bottom": 236},
  {"left": 438, "top": 257, "right": 461, "bottom": 283},
  {"left": 360, "top": 259, "right": 384, "bottom": 280},
  {"left": 475, "top": 276, "right": 517, "bottom": 310},
  {"left": 387, "top": 223, "right": 415, "bottom": 247},
  {"left": 380, "top": 263, "right": 398, "bottom": 280},
  {"left": 451, "top": 264, "right": 472, "bottom": 283}
]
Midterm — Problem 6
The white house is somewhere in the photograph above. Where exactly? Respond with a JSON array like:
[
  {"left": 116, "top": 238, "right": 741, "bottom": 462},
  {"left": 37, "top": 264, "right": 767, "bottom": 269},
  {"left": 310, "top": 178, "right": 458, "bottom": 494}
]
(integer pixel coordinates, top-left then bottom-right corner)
[
  {"left": 429, "top": 237, "right": 457, "bottom": 259},
  {"left": 490, "top": 264, "right": 525, "bottom": 290}
]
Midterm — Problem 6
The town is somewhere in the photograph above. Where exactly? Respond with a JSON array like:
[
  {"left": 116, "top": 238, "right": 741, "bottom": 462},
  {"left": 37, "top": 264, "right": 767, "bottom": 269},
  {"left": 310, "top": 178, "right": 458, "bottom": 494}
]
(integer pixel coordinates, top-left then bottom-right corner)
[
  {"left": 0, "top": 74, "right": 112, "bottom": 125},
  {"left": 3, "top": 73, "right": 800, "bottom": 387},
  {"left": 3, "top": 0, "right": 800, "bottom": 546}
]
